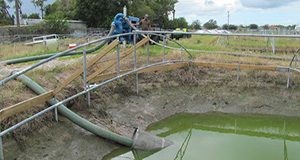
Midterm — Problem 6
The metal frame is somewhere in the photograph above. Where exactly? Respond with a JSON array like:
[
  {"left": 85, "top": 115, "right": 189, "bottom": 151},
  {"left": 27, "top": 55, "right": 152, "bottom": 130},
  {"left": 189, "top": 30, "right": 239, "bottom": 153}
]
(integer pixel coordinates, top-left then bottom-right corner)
[
  {"left": 1, "top": 31, "right": 300, "bottom": 159},
  {"left": 82, "top": 48, "right": 91, "bottom": 106},
  {"left": 0, "top": 60, "right": 182, "bottom": 137},
  {"left": 2, "top": 31, "right": 300, "bottom": 86}
]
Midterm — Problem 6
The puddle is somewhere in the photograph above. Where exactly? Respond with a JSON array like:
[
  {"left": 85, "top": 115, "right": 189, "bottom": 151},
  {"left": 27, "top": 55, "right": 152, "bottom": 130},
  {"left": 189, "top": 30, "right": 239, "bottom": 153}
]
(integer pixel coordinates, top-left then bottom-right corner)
[{"left": 104, "top": 112, "right": 300, "bottom": 160}]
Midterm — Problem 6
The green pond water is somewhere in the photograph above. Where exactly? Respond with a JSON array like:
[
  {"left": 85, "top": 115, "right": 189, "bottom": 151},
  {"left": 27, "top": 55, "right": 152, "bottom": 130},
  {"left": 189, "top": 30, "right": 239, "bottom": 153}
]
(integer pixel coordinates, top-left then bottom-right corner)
[{"left": 104, "top": 112, "right": 300, "bottom": 160}]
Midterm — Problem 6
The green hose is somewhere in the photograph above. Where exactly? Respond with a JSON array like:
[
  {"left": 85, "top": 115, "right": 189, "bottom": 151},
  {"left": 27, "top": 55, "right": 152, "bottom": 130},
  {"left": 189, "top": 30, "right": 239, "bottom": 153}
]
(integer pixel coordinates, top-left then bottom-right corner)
[
  {"left": 3, "top": 42, "right": 106, "bottom": 65},
  {"left": 16, "top": 74, "right": 133, "bottom": 147}
]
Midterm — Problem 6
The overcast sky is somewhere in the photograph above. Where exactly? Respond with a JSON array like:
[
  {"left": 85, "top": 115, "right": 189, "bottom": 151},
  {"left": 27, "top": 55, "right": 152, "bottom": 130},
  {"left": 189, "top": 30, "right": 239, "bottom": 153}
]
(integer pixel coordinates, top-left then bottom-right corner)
[
  {"left": 175, "top": 0, "right": 300, "bottom": 25},
  {"left": 9, "top": 0, "right": 300, "bottom": 25}
]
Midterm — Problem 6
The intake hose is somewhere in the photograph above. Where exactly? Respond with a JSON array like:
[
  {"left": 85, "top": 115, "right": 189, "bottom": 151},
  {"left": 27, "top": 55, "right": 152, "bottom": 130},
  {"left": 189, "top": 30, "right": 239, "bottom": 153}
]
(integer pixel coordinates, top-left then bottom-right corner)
[
  {"left": 16, "top": 74, "right": 133, "bottom": 147},
  {"left": 16, "top": 74, "right": 172, "bottom": 150}
]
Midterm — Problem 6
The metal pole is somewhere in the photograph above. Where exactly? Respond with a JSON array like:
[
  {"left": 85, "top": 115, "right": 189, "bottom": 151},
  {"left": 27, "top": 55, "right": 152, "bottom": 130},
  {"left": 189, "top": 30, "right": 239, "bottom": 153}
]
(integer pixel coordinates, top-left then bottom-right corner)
[
  {"left": 116, "top": 40, "right": 120, "bottom": 76},
  {"left": 136, "top": 73, "right": 139, "bottom": 95},
  {"left": 147, "top": 34, "right": 150, "bottom": 65},
  {"left": 54, "top": 106, "right": 58, "bottom": 122},
  {"left": 227, "top": 11, "right": 230, "bottom": 45},
  {"left": 272, "top": 37, "right": 276, "bottom": 54},
  {"left": 0, "top": 33, "right": 133, "bottom": 86},
  {"left": 227, "top": 11, "right": 230, "bottom": 32},
  {"left": 0, "top": 60, "right": 180, "bottom": 137},
  {"left": 83, "top": 48, "right": 91, "bottom": 106},
  {"left": 133, "top": 32, "right": 138, "bottom": 94},
  {"left": 287, "top": 69, "right": 291, "bottom": 88},
  {"left": 180, "top": 47, "right": 183, "bottom": 61},
  {"left": 0, "top": 128, "right": 3, "bottom": 160},
  {"left": 133, "top": 32, "right": 137, "bottom": 69},
  {"left": 294, "top": 56, "right": 297, "bottom": 68},
  {"left": 163, "top": 36, "right": 166, "bottom": 62},
  {"left": 237, "top": 65, "right": 240, "bottom": 81},
  {"left": 234, "top": 119, "right": 237, "bottom": 134}
]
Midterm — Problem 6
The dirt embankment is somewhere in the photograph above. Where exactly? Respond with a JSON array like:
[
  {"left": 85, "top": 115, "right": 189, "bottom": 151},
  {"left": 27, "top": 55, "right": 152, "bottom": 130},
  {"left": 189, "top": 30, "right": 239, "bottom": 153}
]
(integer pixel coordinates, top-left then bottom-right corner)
[{"left": 3, "top": 65, "right": 300, "bottom": 159}]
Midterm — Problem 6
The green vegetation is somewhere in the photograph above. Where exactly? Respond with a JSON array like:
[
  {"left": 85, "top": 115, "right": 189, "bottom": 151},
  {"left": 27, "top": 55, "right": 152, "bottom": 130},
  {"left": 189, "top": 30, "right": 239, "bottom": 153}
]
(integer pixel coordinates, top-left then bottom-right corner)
[
  {"left": 190, "top": 20, "right": 201, "bottom": 30},
  {"left": 168, "top": 17, "right": 188, "bottom": 29},
  {"left": 249, "top": 24, "right": 259, "bottom": 30},
  {"left": 45, "top": 0, "right": 178, "bottom": 28},
  {"left": 31, "top": 0, "right": 47, "bottom": 18},
  {"left": 0, "top": 0, "right": 12, "bottom": 25},
  {"left": 222, "top": 24, "right": 238, "bottom": 30},
  {"left": 203, "top": 19, "right": 218, "bottom": 29},
  {"left": 27, "top": 13, "right": 40, "bottom": 19}
]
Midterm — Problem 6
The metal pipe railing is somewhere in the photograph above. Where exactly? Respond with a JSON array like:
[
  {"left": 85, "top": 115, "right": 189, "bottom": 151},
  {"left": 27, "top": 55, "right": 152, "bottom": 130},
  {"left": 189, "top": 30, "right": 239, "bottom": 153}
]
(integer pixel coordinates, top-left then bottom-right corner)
[
  {"left": 2, "top": 21, "right": 300, "bottom": 159},
  {"left": 134, "top": 30, "right": 300, "bottom": 39},
  {"left": 1, "top": 30, "right": 300, "bottom": 130},
  {"left": 0, "top": 60, "right": 182, "bottom": 137},
  {"left": 2, "top": 31, "right": 300, "bottom": 86},
  {"left": 0, "top": 32, "right": 133, "bottom": 86}
]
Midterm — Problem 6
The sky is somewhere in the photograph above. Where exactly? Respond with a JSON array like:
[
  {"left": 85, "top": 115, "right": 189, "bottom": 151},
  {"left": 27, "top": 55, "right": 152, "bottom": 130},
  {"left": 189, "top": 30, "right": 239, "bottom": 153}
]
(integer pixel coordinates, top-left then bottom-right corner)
[
  {"left": 7, "top": 0, "right": 300, "bottom": 26},
  {"left": 175, "top": 0, "right": 300, "bottom": 25}
]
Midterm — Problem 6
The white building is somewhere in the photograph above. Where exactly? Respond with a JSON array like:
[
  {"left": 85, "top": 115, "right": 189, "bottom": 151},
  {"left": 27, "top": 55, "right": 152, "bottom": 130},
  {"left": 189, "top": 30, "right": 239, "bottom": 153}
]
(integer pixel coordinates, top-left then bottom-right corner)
[{"left": 295, "top": 25, "right": 300, "bottom": 32}]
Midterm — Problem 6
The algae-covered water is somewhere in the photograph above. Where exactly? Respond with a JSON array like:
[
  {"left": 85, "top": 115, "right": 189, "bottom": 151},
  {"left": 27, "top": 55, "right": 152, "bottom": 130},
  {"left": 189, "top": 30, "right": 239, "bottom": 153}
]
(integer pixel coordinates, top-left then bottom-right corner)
[{"left": 104, "top": 112, "right": 300, "bottom": 160}]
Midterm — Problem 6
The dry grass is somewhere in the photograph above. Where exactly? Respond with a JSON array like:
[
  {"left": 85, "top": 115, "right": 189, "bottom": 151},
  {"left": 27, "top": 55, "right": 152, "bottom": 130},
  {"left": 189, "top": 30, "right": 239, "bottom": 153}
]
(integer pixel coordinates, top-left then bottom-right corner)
[
  {"left": 1, "top": 35, "right": 299, "bottom": 61},
  {"left": 0, "top": 37, "right": 96, "bottom": 60}
]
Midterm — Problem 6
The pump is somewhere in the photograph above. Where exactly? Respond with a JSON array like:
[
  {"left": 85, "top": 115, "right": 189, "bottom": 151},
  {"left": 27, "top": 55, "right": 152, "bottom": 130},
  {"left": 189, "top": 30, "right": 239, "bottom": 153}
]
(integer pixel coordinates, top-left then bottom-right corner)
[{"left": 111, "top": 13, "right": 140, "bottom": 43}]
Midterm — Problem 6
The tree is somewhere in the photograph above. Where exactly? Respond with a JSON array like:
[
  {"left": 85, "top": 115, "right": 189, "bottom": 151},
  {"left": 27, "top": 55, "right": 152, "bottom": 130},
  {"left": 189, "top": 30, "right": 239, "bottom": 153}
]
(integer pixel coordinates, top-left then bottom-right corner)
[
  {"left": 167, "top": 17, "right": 188, "bottom": 29},
  {"left": 249, "top": 24, "right": 258, "bottom": 30},
  {"left": 262, "top": 24, "right": 269, "bottom": 30},
  {"left": 32, "top": 0, "right": 46, "bottom": 18},
  {"left": 7, "top": 0, "right": 22, "bottom": 26},
  {"left": 75, "top": 0, "right": 127, "bottom": 27},
  {"left": 203, "top": 19, "right": 218, "bottom": 29},
  {"left": 147, "top": 0, "right": 178, "bottom": 28},
  {"left": 222, "top": 24, "right": 237, "bottom": 30},
  {"left": 127, "top": 0, "right": 155, "bottom": 18},
  {"left": 190, "top": 20, "right": 201, "bottom": 30},
  {"left": 0, "top": 0, "right": 13, "bottom": 25},
  {"left": 43, "top": 13, "right": 68, "bottom": 33},
  {"left": 286, "top": 25, "right": 296, "bottom": 30},
  {"left": 45, "top": 0, "right": 76, "bottom": 19},
  {"left": 28, "top": 13, "right": 40, "bottom": 19},
  {"left": 128, "top": 0, "right": 177, "bottom": 28},
  {"left": 44, "top": 0, "right": 178, "bottom": 28}
]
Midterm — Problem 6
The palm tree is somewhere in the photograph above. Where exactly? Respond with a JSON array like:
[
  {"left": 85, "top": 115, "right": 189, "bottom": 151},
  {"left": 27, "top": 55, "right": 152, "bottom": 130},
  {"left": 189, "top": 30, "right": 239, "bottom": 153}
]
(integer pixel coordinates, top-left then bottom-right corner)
[
  {"left": 32, "top": 0, "right": 46, "bottom": 19},
  {"left": 6, "top": 0, "right": 22, "bottom": 26}
]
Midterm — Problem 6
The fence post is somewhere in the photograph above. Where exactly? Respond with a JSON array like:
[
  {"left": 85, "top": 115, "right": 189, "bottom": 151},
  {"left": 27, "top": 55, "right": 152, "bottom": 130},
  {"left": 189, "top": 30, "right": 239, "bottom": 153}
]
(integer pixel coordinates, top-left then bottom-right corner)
[
  {"left": 237, "top": 64, "right": 240, "bottom": 81},
  {"left": 287, "top": 68, "right": 291, "bottom": 89},
  {"left": 116, "top": 38, "right": 120, "bottom": 76},
  {"left": 0, "top": 131, "right": 4, "bottom": 160},
  {"left": 133, "top": 32, "right": 137, "bottom": 69},
  {"left": 83, "top": 48, "right": 91, "bottom": 106},
  {"left": 133, "top": 32, "right": 138, "bottom": 95},
  {"left": 271, "top": 37, "right": 276, "bottom": 54},
  {"left": 54, "top": 106, "right": 58, "bottom": 122},
  {"left": 147, "top": 34, "right": 150, "bottom": 65},
  {"left": 180, "top": 47, "right": 183, "bottom": 61},
  {"left": 163, "top": 35, "right": 166, "bottom": 62}
]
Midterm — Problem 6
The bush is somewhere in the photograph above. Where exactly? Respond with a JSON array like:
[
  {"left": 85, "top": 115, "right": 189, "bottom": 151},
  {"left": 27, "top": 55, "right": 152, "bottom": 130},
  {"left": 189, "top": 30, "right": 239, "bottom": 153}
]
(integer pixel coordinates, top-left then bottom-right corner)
[
  {"left": 28, "top": 13, "right": 69, "bottom": 34},
  {"left": 28, "top": 13, "right": 41, "bottom": 19},
  {"left": 43, "top": 14, "right": 69, "bottom": 34}
]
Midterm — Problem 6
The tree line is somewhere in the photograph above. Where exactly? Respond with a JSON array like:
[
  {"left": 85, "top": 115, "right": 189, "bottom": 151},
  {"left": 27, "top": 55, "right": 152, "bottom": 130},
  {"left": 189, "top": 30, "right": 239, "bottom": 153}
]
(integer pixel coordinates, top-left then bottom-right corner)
[
  {"left": 45, "top": 0, "right": 179, "bottom": 28},
  {"left": 1, "top": 0, "right": 298, "bottom": 31}
]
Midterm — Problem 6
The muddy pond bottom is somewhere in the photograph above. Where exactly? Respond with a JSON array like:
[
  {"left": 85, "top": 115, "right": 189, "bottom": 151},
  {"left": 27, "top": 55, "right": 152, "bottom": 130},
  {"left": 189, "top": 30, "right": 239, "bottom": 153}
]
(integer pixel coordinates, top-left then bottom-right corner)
[{"left": 104, "top": 112, "right": 300, "bottom": 160}]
